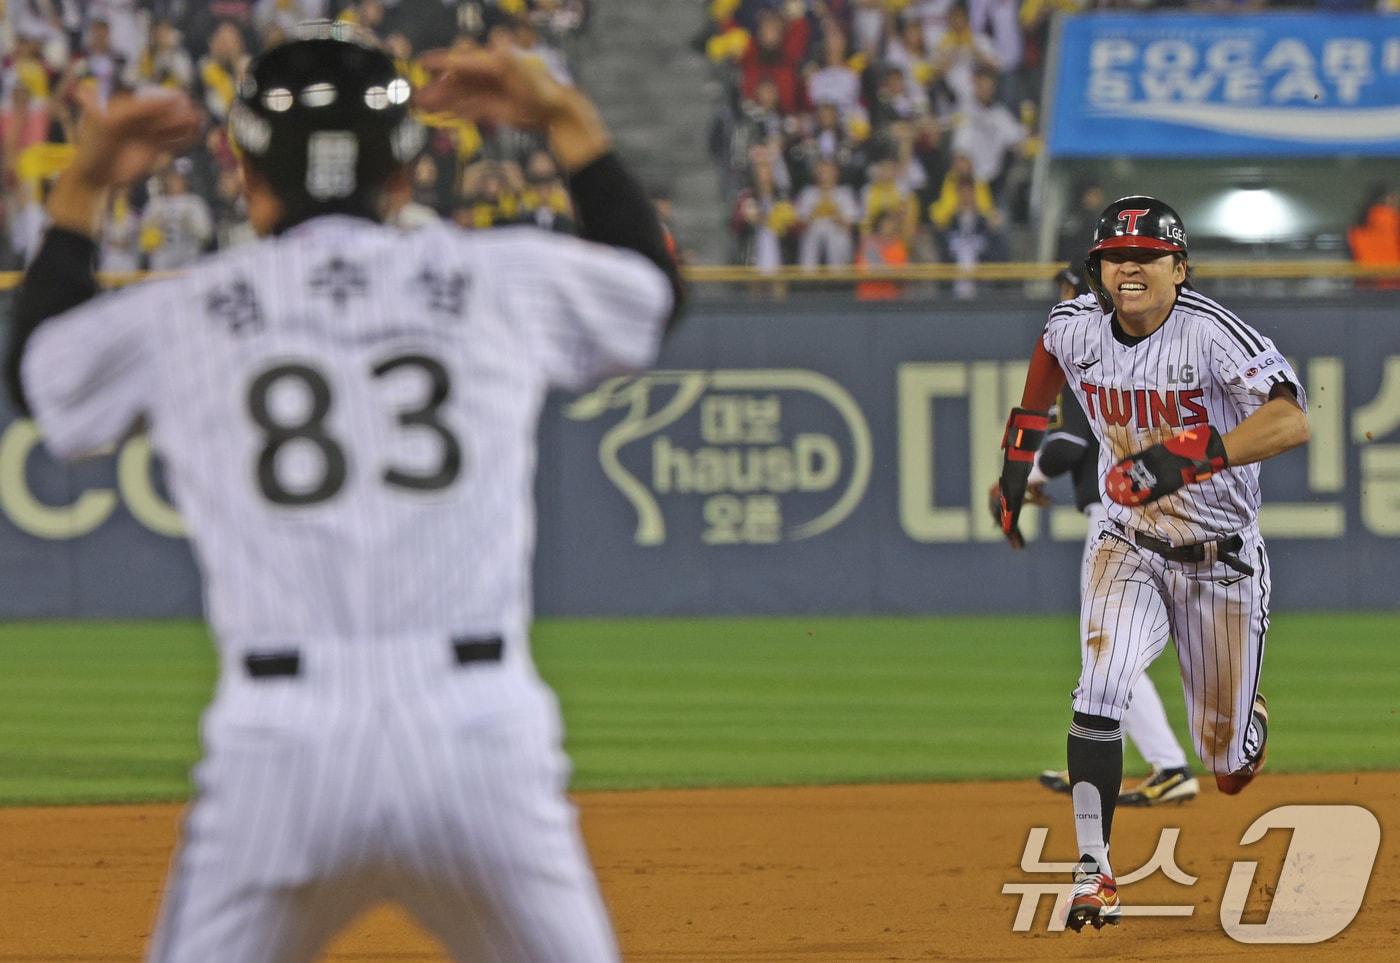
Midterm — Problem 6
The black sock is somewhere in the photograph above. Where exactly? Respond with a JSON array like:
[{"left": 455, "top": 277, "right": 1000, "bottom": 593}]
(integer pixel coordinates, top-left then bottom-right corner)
[{"left": 1068, "top": 712, "right": 1123, "bottom": 867}]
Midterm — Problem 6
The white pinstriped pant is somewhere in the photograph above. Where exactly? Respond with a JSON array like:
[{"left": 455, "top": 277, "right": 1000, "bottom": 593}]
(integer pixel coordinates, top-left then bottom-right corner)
[
  {"left": 147, "top": 640, "right": 618, "bottom": 963},
  {"left": 1081, "top": 504, "right": 1188, "bottom": 772},
  {"left": 1073, "top": 519, "right": 1271, "bottom": 777}
]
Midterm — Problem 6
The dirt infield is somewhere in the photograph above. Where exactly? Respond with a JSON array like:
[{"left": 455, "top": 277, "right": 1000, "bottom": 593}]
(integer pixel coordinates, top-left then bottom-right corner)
[{"left": 2, "top": 772, "right": 1397, "bottom": 961}]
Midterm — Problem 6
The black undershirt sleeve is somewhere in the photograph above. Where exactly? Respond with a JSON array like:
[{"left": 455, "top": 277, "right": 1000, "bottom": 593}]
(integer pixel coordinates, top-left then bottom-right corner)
[
  {"left": 1038, "top": 388, "right": 1093, "bottom": 478},
  {"left": 3, "top": 228, "right": 102, "bottom": 416},
  {"left": 565, "top": 151, "right": 685, "bottom": 331}
]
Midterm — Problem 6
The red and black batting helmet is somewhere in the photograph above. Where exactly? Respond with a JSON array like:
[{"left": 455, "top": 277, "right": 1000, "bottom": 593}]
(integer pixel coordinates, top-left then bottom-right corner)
[{"left": 1083, "top": 195, "right": 1188, "bottom": 311}]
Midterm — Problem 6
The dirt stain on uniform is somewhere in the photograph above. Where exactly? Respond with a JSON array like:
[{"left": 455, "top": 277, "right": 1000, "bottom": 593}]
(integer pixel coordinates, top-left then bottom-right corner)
[{"left": 1084, "top": 629, "right": 1109, "bottom": 659}]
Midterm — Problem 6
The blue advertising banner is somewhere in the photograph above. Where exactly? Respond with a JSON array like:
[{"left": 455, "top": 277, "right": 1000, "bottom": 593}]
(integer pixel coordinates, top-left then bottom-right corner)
[
  {"left": 2, "top": 296, "right": 1397, "bottom": 617},
  {"left": 1048, "top": 13, "right": 1400, "bottom": 157}
]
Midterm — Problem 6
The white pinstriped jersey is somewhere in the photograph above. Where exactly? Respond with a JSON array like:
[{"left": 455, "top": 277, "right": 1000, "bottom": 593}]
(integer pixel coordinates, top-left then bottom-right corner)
[
  {"left": 1042, "top": 289, "right": 1305, "bottom": 545},
  {"left": 23, "top": 217, "right": 671, "bottom": 655}
]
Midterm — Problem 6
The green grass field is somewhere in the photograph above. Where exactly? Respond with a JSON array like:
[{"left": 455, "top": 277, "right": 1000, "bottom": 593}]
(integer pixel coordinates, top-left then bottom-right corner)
[{"left": 1, "top": 614, "right": 1397, "bottom": 805}]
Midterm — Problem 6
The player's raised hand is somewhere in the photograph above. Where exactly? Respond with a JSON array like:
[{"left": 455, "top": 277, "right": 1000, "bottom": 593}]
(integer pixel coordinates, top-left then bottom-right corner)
[
  {"left": 67, "top": 86, "right": 204, "bottom": 189},
  {"left": 1104, "top": 427, "right": 1229, "bottom": 506},
  {"left": 416, "top": 41, "right": 610, "bottom": 170},
  {"left": 417, "top": 42, "right": 573, "bottom": 129}
]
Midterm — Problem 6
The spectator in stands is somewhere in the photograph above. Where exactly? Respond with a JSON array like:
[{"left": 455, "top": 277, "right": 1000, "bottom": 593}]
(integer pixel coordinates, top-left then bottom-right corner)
[
  {"left": 338, "top": 0, "right": 388, "bottom": 34},
  {"left": 799, "top": 100, "right": 869, "bottom": 184},
  {"left": 61, "top": 17, "right": 127, "bottom": 107},
  {"left": 198, "top": 20, "right": 248, "bottom": 122},
  {"left": 733, "top": 145, "right": 798, "bottom": 272},
  {"left": 907, "top": 0, "right": 957, "bottom": 51},
  {"left": 1347, "top": 183, "right": 1400, "bottom": 272},
  {"left": 653, "top": 185, "right": 685, "bottom": 266},
  {"left": 529, "top": 0, "right": 591, "bottom": 44},
  {"left": 910, "top": 113, "right": 951, "bottom": 206},
  {"left": 927, "top": 151, "right": 993, "bottom": 230},
  {"left": 885, "top": 13, "right": 938, "bottom": 111},
  {"left": 88, "top": 1, "right": 148, "bottom": 65},
  {"left": 807, "top": 19, "right": 863, "bottom": 122},
  {"left": 950, "top": 63, "right": 1026, "bottom": 195},
  {"left": 141, "top": 160, "right": 213, "bottom": 270},
  {"left": 99, "top": 187, "right": 142, "bottom": 273},
  {"left": 6, "top": 172, "right": 48, "bottom": 266},
  {"left": 519, "top": 147, "right": 574, "bottom": 233},
  {"left": 797, "top": 156, "right": 860, "bottom": 269},
  {"left": 856, "top": 208, "right": 909, "bottom": 300},
  {"left": 860, "top": 147, "right": 918, "bottom": 243},
  {"left": 870, "top": 65, "right": 926, "bottom": 127},
  {"left": 128, "top": 19, "right": 195, "bottom": 92},
  {"left": 739, "top": 5, "right": 809, "bottom": 115},
  {"left": 1055, "top": 177, "right": 1104, "bottom": 262},
  {"left": 849, "top": 0, "right": 893, "bottom": 58},
  {"left": 934, "top": 174, "right": 1007, "bottom": 298},
  {"left": 459, "top": 159, "right": 523, "bottom": 229},
  {"left": 510, "top": 12, "right": 573, "bottom": 84},
  {"left": 0, "top": 83, "right": 50, "bottom": 163},
  {"left": 213, "top": 166, "right": 257, "bottom": 248},
  {"left": 931, "top": 2, "right": 999, "bottom": 111},
  {"left": 968, "top": 0, "right": 1021, "bottom": 100},
  {"left": 253, "top": 0, "right": 332, "bottom": 37},
  {"left": 729, "top": 76, "right": 787, "bottom": 178},
  {"left": 3, "top": 31, "right": 56, "bottom": 114},
  {"left": 1018, "top": 0, "right": 1084, "bottom": 105},
  {"left": 386, "top": 170, "right": 441, "bottom": 231}
]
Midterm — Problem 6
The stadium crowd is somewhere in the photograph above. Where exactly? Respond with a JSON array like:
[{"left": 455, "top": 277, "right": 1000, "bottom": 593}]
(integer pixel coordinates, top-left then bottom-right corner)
[
  {"left": 0, "top": 0, "right": 592, "bottom": 271},
  {"left": 700, "top": 0, "right": 1396, "bottom": 292},
  {"left": 2, "top": 0, "right": 1396, "bottom": 281}
]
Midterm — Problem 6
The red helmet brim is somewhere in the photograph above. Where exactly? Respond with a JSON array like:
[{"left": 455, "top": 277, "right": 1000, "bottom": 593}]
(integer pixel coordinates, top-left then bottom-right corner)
[{"left": 1089, "top": 235, "right": 1185, "bottom": 255}]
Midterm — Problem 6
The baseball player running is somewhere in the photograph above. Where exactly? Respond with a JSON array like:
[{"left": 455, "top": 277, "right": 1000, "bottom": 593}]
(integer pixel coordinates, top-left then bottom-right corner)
[
  {"left": 5, "top": 23, "right": 681, "bottom": 962},
  {"left": 1030, "top": 267, "right": 1199, "bottom": 809},
  {"left": 994, "top": 197, "right": 1309, "bottom": 932}
]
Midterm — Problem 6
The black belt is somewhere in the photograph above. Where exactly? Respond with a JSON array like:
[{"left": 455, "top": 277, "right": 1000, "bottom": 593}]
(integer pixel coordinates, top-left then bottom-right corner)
[
  {"left": 1110, "top": 522, "right": 1255, "bottom": 577},
  {"left": 243, "top": 635, "right": 504, "bottom": 679}
]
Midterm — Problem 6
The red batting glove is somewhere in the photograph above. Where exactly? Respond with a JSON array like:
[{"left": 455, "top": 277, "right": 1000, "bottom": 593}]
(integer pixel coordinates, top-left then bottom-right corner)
[{"left": 1105, "top": 426, "right": 1229, "bottom": 506}]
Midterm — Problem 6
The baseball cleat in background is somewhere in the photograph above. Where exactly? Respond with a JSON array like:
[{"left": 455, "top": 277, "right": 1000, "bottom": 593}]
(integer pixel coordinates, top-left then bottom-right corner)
[
  {"left": 1216, "top": 693, "right": 1269, "bottom": 796},
  {"left": 1065, "top": 854, "right": 1121, "bottom": 932},
  {"left": 1118, "top": 766, "right": 1199, "bottom": 806},
  {"left": 1038, "top": 769, "right": 1072, "bottom": 794}
]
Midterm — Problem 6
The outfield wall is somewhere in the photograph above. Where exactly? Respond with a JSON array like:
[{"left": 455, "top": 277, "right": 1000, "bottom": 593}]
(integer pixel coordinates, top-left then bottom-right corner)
[{"left": 2, "top": 293, "right": 1396, "bottom": 617}]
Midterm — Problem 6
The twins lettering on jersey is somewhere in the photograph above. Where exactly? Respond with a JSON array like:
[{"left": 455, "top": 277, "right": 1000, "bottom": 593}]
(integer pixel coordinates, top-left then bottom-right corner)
[{"left": 1078, "top": 383, "right": 1208, "bottom": 431}]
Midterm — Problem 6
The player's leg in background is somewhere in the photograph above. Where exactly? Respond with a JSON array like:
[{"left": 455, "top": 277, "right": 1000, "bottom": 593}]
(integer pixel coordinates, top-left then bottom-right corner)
[
  {"left": 1167, "top": 532, "right": 1272, "bottom": 787},
  {"left": 386, "top": 696, "right": 620, "bottom": 963},
  {"left": 1117, "top": 672, "right": 1200, "bottom": 805},
  {"left": 1070, "top": 528, "right": 1172, "bottom": 876},
  {"left": 1121, "top": 674, "right": 1188, "bottom": 772}
]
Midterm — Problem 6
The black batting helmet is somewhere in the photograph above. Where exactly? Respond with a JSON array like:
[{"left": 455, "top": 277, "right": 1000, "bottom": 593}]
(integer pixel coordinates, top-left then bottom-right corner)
[
  {"left": 1083, "top": 195, "right": 1188, "bottom": 312},
  {"left": 1053, "top": 264, "right": 1088, "bottom": 297},
  {"left": 228, "top": 21, "right": 425, "bottom": 231}
]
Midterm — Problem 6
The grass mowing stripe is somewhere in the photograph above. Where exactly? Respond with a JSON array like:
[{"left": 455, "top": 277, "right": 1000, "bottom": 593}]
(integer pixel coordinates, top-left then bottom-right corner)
[{"left": 1, "top": 614, "right": 1397, "bottom": 804}]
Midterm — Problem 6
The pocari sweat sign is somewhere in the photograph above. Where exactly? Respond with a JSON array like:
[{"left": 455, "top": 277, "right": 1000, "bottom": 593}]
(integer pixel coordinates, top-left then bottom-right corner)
[{"left": 1049, "top": 14, "right": 1400, "bottom": 157}]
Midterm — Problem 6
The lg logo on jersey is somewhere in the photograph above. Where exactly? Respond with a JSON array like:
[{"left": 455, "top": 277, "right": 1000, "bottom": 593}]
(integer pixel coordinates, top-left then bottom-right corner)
[
  {"left": 1167, "top": 363, "right": 1195, "bottom": 385},
  {"left": 1003, "top": 805, "right": 1381, "bottom": 942}
]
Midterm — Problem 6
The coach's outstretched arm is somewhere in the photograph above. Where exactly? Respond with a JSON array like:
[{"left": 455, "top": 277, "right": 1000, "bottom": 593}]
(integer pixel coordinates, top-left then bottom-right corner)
[
  {"left": 2, "top": 89, "right": 201, "bottom": 415},
  {"left": 416, "top": 45, "right": 685, "bottom": 329}
]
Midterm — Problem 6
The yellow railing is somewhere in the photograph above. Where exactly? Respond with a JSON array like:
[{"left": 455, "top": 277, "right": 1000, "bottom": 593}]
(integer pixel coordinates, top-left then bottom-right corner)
[
  {"left": 683, "top": 260, "right": 1400, "bottom": 283},
  {"left": 4, "top": 260, "right": 1400, "bottom": 291}
]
